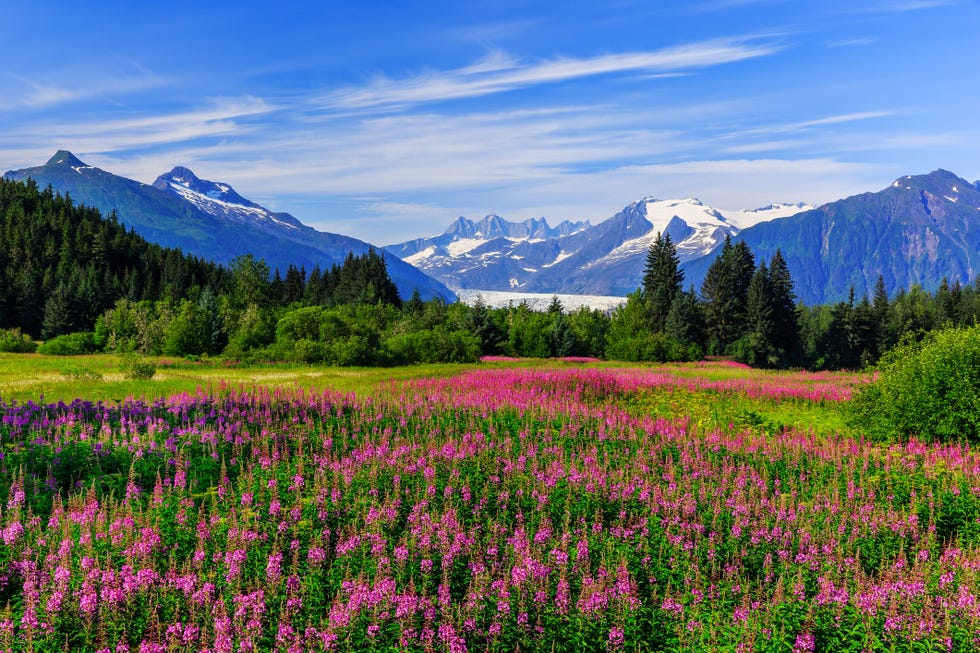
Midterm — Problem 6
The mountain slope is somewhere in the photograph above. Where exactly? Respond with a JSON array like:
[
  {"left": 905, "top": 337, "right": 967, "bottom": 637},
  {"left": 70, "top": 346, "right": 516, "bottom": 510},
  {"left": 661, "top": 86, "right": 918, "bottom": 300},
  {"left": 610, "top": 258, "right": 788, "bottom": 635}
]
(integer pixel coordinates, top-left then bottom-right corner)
[
  {"left": 681, "top": 170, "right": 980, "bottom": 304},
  {"left": 4, "top": 152, "right": 453, "bottom": 301},
  {"left": 388, "top": 198, "right": 809, "bottom": 296}
]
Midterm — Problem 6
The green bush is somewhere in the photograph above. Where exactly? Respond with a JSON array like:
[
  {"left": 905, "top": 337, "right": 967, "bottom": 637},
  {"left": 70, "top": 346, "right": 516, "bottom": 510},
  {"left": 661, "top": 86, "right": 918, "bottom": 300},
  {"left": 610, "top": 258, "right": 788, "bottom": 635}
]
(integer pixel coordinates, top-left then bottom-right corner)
[
  {"left": 851, "top": 325, "right": 980, "bottom": 441},
  {"left": 386, "top": 328, "right": 481, "bottom": 364},
  {"left": 61, "top": 366, "right": 104, "bottom": 381},
  {"left": 605, "top": 332, "right": 698, "bottom": 363},
  {"left": 120, "top": 353, "right": 157, "bottom": 380},
  {"left": 37, "top": 332, "right": 98, "bottom": 355},
  {"left": 0, "top": 328, "right": 37, "bottom": 353}
]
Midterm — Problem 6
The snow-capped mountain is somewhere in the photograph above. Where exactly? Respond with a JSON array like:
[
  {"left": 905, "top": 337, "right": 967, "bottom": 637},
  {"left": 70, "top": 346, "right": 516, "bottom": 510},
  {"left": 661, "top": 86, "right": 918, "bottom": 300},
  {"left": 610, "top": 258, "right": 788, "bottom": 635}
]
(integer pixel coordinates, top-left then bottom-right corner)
[
  {"left": 4, "top": 152, "right": 454, "bottom": 301},
  {"left": 153, "top": 166, "right": 305, "bottom": 233},
  {"left": 389, "top": 214, "right": 590, "bottom": 263},
  {"left": 386, "top": 197, "right": 811, "bottom": 296},
  {"left": 589, "top": 197, "right": 809, "bottom": 266},
  {"left": 682, "top": 169, "right": 980, "bottom": 304}
]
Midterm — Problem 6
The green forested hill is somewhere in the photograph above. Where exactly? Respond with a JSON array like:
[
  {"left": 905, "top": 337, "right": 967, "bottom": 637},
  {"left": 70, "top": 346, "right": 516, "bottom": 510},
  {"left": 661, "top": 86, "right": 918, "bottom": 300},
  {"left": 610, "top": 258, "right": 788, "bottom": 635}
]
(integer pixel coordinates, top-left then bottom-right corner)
[{"left": 0, "top": 177, "right": 229, "bottom": 338}]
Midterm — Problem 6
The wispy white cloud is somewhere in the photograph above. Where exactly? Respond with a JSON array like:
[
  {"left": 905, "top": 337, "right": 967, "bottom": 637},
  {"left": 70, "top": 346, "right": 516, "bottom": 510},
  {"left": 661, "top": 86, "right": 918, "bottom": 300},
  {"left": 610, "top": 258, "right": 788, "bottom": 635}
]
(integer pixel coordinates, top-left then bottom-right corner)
[
  {"left": 0, "top": 70, "right": 166, "bottom": 111},
  {"left": 4, "top": 97, "right": 275, "bottom": 161},
  {"left": 187, "top": 101, "right": 729, "bottom": 199},
  {"left": 722, "top": 139, "right": 815, "bottom": 153},
  {"left": 824, "top": 37, "right": 878, "bottom": 48},
  {"left": 320, "top": 38, "right": 782, "bottom": 111},
  {"left": 794, "top": 111, "right": 893, "bottom": 128},
  {"left": 729, "top": 110, "right": 894, "bottom": 138}
]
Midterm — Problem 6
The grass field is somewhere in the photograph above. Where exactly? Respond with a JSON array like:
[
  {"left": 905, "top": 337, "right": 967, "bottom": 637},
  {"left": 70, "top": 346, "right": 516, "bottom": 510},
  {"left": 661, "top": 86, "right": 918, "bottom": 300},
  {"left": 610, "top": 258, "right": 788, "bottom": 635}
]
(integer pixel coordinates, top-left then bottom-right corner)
[
  {"left": 0, "top": 353, "right": 856, "bottom": 437},
  {"left": 0, "top": 353, "right": 481, "bottom": 404}
]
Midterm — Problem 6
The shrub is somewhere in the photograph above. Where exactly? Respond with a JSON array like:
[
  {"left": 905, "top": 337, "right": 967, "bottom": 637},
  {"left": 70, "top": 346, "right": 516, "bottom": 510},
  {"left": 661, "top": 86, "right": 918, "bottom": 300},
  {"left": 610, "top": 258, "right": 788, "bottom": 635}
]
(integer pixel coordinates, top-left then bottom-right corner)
[
  {"left": 386, "top": 328, "right": 481, "bottom": 364},
  {"left": 61, "top": 367, "right": 104, "bottom": 381},
  {"left": 0, "top": 328, "right": 37, "bottom": 353},
  {"left": 850, "top": 325, "right": 980, "bottom": 441},
  {"left": 120, "top": 353, "right": 157, "bottom": 380},
  {"left": 605, "top": 332, "right": 699, "bottom": 363},
  {"left": 37, "top": 332, "right": 98, "bottom": 355}
]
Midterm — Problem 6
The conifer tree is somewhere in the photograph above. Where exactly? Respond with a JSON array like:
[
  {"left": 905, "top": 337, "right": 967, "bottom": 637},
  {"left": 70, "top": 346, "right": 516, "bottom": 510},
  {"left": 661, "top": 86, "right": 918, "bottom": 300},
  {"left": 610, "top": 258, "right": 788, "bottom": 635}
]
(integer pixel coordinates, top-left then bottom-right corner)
[
  {"left": 664, "top": 288, "right": 706, "bottom": 352},
  {"left": 404, "top": 289, "right": 425, "bottom": 316},
  {"left": 282, "top": 265, "right": 306, "bottom": 305},
  {"left": 701, "top": 236, "right": 755, "bottom": 354},
  {"left": 641, "top": 232, "right": 683, "bottom": 333},
  {"left": 871, "top": 275, "right": 893, "bottom": 353},
  {"left": 742, "top": 262, "right": 777, "bottom": 366},
  {"left": 41, "top": 281, "right": 74, "bottom": 339},
  {"left": 466, "top": 296, "right": 505, "bottom": 355},
  {"left": 768, "top": 249, "right": 800, "bottom": 364}
]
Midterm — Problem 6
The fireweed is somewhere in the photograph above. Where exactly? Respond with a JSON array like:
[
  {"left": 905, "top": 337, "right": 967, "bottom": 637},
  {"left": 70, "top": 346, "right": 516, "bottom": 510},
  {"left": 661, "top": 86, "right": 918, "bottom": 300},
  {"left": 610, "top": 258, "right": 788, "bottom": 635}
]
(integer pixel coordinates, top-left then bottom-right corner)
[{"left": 0, "top": 367, "right": 976, "bottom": 652}]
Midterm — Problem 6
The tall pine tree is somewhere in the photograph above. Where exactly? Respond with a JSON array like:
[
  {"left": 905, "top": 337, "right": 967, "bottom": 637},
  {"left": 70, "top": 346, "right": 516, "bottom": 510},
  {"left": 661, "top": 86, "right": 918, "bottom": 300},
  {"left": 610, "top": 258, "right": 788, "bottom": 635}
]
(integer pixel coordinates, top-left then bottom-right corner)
[
  {"left": 641, "top": 232, "right": 683, "bottom": 333},
  {"left": 700, "top": 236, "right": 755, "bottom": 354},
  {"left": 767, "top": 249, "right": 800, "bottom": 365}
]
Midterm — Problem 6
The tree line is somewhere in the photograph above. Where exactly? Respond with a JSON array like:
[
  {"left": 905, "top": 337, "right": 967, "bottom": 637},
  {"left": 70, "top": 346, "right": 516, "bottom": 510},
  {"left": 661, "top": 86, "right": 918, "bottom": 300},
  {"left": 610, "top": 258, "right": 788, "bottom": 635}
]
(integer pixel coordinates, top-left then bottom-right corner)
[
  {"left": 618, "top": 230, "right": 980, "bottom": 369},
  {"left": 2, "top": 176, "right": 978, "bottom": 368}
]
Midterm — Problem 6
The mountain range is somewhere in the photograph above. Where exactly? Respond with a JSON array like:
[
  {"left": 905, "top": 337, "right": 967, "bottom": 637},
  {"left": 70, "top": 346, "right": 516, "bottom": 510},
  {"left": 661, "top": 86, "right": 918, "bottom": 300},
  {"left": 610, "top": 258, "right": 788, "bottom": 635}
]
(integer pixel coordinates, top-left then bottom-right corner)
[
  {"left": 387, "top": 199, "right": 812, "bottom": 297},
  {"left": 387, "top": 170, "right": 980, "bottom": 305},
  {"left": 690, "top": 169, "right": 980, "bottom": 304},
  {"left": 3, "top": 152, "right": 454, "bottom": 302},
  {"left": 7, "top": 152, "right": 980, "bottom": 307}
]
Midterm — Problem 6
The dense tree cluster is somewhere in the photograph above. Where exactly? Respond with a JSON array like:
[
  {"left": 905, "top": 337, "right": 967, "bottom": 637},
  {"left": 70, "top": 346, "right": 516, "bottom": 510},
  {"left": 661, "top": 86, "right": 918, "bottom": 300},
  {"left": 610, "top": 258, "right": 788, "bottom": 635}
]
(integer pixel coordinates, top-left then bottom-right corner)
[
  {"left": 3, "top": 177, "right": 980, "bottom": 369},
  {"left": 610, "top": 232, "right": 980, "bottom": 369},
  {"left": 0, "top": 178, "right": 228, "bottom": 338}
]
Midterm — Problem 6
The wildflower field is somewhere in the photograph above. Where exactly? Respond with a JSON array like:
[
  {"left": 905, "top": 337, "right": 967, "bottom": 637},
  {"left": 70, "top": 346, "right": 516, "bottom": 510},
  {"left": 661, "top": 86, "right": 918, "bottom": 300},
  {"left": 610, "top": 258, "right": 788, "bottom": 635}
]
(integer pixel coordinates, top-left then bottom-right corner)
[{"left": 1, "top": 360, "right": 979, "bottom": 651}]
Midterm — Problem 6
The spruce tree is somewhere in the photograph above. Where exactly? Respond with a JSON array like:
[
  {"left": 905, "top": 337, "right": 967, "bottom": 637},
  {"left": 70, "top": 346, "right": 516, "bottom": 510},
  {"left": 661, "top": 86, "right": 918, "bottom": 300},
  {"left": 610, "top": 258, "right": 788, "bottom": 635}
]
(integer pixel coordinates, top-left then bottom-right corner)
[
  {"left": 549, "top": 312, "right": 576, "bottom": 357},
  {"left": 641, "top": 232, "right": 683, "bottom": 333},
  {"left": 404, "top": 289, "right": 425, "bottom": 316},
  {"left": 41, "top": 280, "right": 74, "bottom": 339},
  {"left": 664, "top": 288, "right": 706, "bottom": 352},
  {"left": 871, "top": 275, "right": 893, "bottom": 354},
  {"left": 767, "top": 249, "right": 800, "bottom": 364},
  {"left": 283, "top": 265, "right": 306, "bottom": 305},
  {"left": 197, "top": 287, "right": 226, "bottom": 355},
  {"left": 743, "top": 262, "right": 777, "bottom": 366},
  {"left": 466, "top": 296, "right": 505, "bottom": 355},
  {"left": 700, "top": 236, "right": 755, "bottom": 354}
]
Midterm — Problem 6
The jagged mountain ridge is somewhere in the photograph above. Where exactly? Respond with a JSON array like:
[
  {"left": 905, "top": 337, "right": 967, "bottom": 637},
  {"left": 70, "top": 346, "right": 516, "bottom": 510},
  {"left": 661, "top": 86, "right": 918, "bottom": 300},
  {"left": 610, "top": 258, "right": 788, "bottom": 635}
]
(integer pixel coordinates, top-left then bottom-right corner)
[
  {"left": 680, "top": 169, "right": 980, "bottom": 305},
  {"left": 387, "top": 198, "right": 811, "bottom": 296},
  {"left": 152, "top": 166, "right": 308, "bottom": 233},
  {"left": 4, "top": 152, "right": 454, "bottom": 302}
]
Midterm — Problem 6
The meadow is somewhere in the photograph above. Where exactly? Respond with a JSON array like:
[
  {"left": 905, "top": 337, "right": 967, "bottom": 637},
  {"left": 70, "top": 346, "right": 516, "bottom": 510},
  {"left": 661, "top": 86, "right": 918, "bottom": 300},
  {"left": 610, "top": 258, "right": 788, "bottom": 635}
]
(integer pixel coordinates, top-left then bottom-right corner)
[{"left": 1, "top": 355, "right": 977, "bottom": 651}]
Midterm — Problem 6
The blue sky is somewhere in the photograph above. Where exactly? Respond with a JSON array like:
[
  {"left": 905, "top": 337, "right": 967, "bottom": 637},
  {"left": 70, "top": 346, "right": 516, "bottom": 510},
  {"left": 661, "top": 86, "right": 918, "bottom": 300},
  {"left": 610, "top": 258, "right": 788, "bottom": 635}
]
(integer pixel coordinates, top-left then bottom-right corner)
[{"left": 1, "top": 1, "right": 977, "bottom": 244}]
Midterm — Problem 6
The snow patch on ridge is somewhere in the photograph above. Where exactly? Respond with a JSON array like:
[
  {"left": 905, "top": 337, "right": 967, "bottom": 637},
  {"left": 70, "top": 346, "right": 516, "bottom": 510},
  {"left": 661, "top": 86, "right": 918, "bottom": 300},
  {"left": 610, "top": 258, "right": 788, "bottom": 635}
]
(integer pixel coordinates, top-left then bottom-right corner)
[
  {"left": 166, "top": 181, "right": 299, "bottom": 230},
  {"left": 543, "top": 250, "right": 573, "bottom": 268},
  {"left": 404, "top": 245, "right": 437, "bottom": 266},
  {"left": 446, "top": 238, "right": 485, "bottom": 257}
]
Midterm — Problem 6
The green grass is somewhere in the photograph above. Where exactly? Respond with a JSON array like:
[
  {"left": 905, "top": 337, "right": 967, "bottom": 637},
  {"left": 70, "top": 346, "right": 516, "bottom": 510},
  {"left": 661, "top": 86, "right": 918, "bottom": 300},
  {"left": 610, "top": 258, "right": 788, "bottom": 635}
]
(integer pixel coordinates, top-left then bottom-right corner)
[
  {"left": 619, "top": 385, "right": 852, "bottom": 438},
  {"left": 0, "top": 352, "right": 487, "bottom": 403}
]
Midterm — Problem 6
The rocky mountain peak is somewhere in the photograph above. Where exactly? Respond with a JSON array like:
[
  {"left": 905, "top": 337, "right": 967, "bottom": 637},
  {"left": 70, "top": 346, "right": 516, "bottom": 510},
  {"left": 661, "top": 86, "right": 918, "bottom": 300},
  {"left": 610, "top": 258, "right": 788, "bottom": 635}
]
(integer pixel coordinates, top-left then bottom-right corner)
[{"left": 46, "top": 150, "right": 87, "bottom": 168}]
